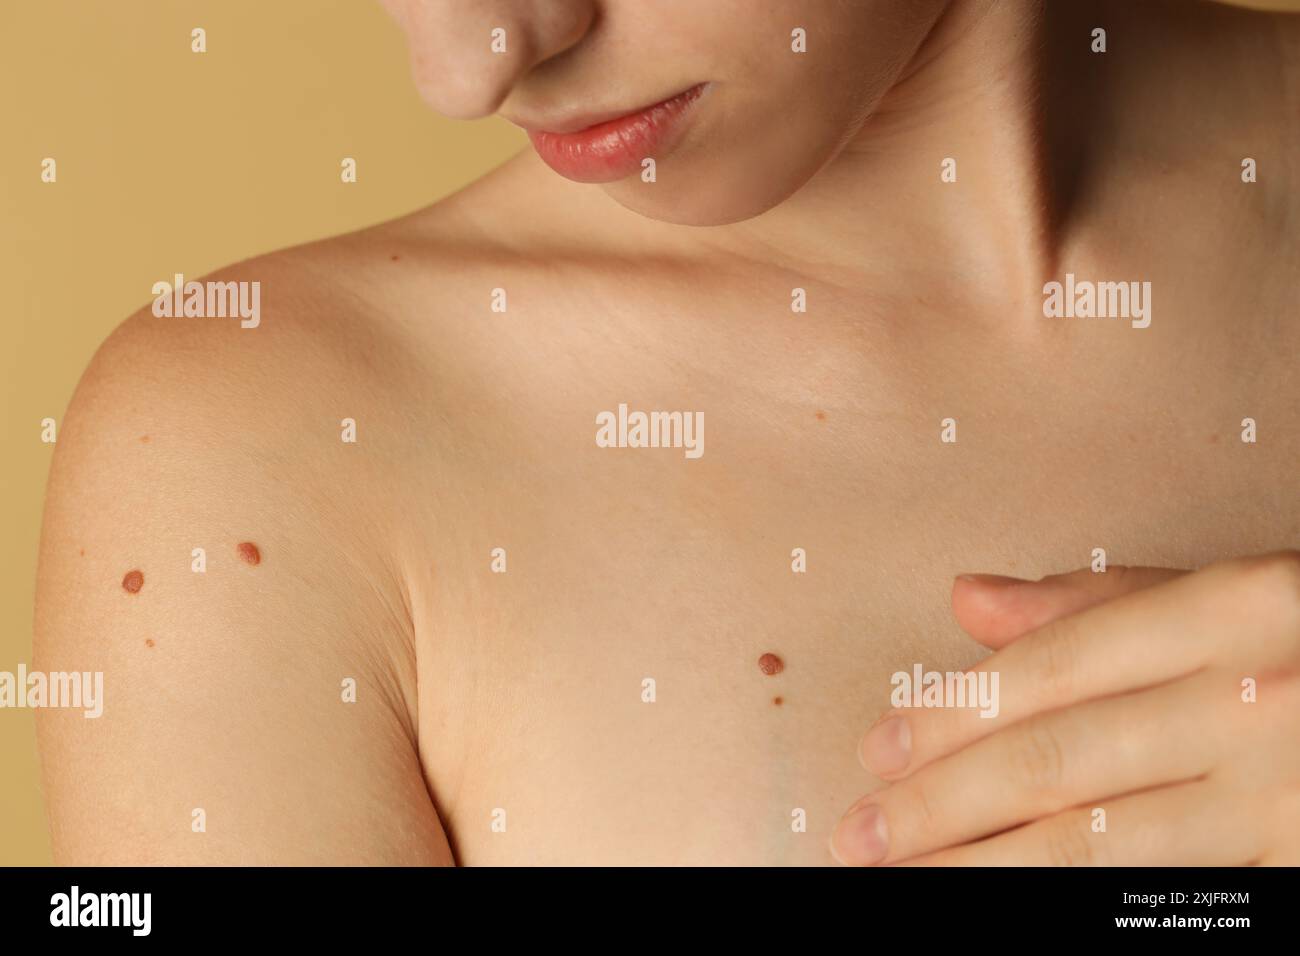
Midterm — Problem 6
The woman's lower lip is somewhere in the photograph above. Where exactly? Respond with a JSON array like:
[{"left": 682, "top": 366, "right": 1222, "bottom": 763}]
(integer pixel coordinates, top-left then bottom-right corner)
[{"left": 526, "top": 84, "right": 707, "bottom": 184}]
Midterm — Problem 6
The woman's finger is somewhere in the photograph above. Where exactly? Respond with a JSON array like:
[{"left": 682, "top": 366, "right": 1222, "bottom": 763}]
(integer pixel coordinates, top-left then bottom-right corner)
[
  {"left": 860, "top": 563, "right": 1243, "bottom": 781},
  {"left": 899, "top": 777, "right": 1256, "bottom": 867},
  {"left": 835, "top": 674, "right": 1222, "bottom": 866},
  {"left": 952, "top": 565, "right": 1189, "bottom": 650}
]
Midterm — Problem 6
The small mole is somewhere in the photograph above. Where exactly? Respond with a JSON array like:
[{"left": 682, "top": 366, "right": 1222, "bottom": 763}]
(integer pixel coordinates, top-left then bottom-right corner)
[
  {"left": 236, "top": 541, "right": 261, "bottom": 566},
  {"left": 122, "top": 569, "right": 144, "bottom": 593},
  {"left": 773, "top": 696, "right": 784, "bottom": 706},
  {"left": 139, "top": 435, "right": 150, "bottom": 443},
  {"left": 390, "top": 254, "right": 401, "bottom": 262},
  {"left": 144, "top": 639, "right": 155, "bottom": 648},
  {"left": 1208, "top": 434, "right": 1220, "bottom": 445},
  {"left": 78, "top": 548, "right": 85, "bottom": 557},
  {"left": 815, "top": 411, "right": 826, "bottom": 422},
  {"left": 758, "top": 653, "right": 784, "bottom": 676}
]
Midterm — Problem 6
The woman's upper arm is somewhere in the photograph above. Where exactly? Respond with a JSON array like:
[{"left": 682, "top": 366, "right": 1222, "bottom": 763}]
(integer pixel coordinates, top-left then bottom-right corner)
[{"left": 34, "top": 309, "right": 452, "bottom": 865}]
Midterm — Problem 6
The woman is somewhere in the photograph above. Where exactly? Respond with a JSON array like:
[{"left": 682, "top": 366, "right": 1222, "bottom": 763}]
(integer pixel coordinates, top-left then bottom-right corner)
[{"left": 35, "top": 0, "right": 1300, "bottom": 865}]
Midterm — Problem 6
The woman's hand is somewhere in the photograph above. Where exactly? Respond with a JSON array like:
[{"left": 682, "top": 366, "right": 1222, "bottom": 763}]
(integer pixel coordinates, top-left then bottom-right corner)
[{"left": 831, "top": 553, "right": 1300, "bottom": 866}]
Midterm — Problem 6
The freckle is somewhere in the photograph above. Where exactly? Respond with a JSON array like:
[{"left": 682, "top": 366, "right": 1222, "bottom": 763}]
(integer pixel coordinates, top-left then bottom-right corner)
[
  {"left": 122, "top": 569, "right": 144, "bottom": 593},
  {"left": 139, "top": 435, "right": 150, "bottom": 443},
  {"left": 145, "top": 639, "right": 155, "bottom": 648},
  {"left": 758, "top": 653, "right": 784, "bottom": 676},
  {"left": 815, "top": 410, "right": 826, "bottom": 422},
  {"left": 78, "top": 548, "right": 85, "bottom": 557},
  {"left": 236, "top": 542, "right": 261, "bottom": 566},
  {"left": 1208, "top": 434, "right": 1220, "bottom": 444},
  {"left": 773, "top": 696, "right": 784, "bottom": 706},
  {"left": 390, "top": 254, "right": 401, "bottom": 262}
]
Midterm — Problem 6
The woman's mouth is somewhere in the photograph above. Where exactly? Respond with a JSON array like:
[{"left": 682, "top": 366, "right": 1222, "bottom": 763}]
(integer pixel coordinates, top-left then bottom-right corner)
[{"left": 523, "top": 84, "right": 709, "bottom": 184}]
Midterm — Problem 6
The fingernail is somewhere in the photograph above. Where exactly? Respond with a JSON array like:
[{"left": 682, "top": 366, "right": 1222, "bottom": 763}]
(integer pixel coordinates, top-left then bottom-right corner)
[
  {"left": 860, "top": 715, "right": 912, "bottom": 776},
  {"left": 831, "top": 803, "right": 889, "bottom": 866},
  {"left": 956, "top": 573, "right": 1026, "bottom": 588}
]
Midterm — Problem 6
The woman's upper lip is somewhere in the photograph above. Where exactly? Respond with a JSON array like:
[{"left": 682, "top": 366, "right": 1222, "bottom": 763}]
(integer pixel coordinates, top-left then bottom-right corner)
[{"left": 506, "top": 85, "right": 706, "bottom": 135}]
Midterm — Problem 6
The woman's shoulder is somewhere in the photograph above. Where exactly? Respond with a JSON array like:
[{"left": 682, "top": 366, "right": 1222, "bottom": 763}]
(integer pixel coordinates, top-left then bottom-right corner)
[
  {"left": 70, "top": 150, "right": 566, "bottom": 435},
  {"left": 42, "top": 148, "right": 605, "bottom": 601}
]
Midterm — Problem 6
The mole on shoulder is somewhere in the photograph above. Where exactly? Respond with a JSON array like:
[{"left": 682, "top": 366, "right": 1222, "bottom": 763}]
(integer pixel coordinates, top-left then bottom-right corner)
[
  {"left": 758, "top": 653, "right": 784, "bottom": 676},
  {"left": 236, "top": 542, "right": 261, "bottom": 566},
  {"left": 122, "top": 569, "right": 144, "bottom": 593}
]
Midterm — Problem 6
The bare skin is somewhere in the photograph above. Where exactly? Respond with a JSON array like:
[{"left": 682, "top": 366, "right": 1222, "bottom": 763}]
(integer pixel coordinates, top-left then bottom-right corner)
[{"left": 35, "top": 0, "right": 1299, "bottom": 864}]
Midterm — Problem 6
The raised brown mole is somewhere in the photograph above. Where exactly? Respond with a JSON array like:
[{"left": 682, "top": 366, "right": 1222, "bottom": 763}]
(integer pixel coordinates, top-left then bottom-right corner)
[
  {"left": 121, "top": 569, "right": 144, "bottom": 593},
  {"left": 758, "top": 653, "right": 784, "bottom": 676},
  {"left": 144, "top": 639, "right": 155, "bottom": 648},
  {"left": 773, "top": 696, "right": 784, "bottom": 706},
  {"left": 236, "top": 542, "right": 261, "bottom": 566}
]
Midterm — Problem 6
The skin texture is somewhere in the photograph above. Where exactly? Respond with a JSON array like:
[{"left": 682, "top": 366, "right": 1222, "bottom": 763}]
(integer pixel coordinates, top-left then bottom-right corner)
[{"left": 35, "top": 0, "right": 1300, "bottom": 864}]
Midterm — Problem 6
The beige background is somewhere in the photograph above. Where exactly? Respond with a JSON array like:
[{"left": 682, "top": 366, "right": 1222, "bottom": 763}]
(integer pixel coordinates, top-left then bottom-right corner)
[{"left": 0, "top": 0, "right": 1294, "bottom": 866}]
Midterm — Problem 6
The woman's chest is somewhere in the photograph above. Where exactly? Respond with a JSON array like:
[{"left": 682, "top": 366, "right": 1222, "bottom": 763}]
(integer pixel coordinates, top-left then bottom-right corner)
[{"left": 409, "top": 398, "right": 1290, "bottom": 863}]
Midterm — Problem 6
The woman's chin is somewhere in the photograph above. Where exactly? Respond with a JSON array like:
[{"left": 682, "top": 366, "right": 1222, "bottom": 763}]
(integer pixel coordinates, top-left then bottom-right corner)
[{"left": 596, "top": 161, "right": 811, "bottom": 228}]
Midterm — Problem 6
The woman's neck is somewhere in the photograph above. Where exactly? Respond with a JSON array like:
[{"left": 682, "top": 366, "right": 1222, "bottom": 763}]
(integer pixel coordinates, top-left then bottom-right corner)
[{"left": 716, "top": 0, "right": 1058, "bottom": 301}]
